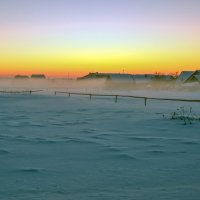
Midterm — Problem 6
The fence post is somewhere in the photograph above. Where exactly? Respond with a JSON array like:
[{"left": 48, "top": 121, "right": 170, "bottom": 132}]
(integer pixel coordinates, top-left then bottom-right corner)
[
  {"left": 89, "top": 94, "right": 92, "bottom": 100},
  {"left": 115, "top": 95, "right": 118, "bottom": 103},
  {"left": 144, "top": 97, "right": 147, "bottom": 106},
  {"left": 55, "top": 91, "right": 56, "bottom": 96},
  {"left": 69, "top": 93, "right": 70, "bottom": 97}
]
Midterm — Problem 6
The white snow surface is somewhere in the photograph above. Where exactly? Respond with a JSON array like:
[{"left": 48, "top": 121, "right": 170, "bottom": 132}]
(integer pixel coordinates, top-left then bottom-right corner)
[{"left": 0, "top": 79, "right": 200, "bottom": 200}]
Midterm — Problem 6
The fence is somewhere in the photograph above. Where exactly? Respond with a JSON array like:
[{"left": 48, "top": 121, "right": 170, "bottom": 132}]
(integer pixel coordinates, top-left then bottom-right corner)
[
  {"left": 1, "top": 89, "right": 200, "bottom": 106},
  {"left": 0, "top": 90, "right": 43, "bottom": 94},
  {"left": 54, "top": 91, "right": 200, "bottom": 106}
]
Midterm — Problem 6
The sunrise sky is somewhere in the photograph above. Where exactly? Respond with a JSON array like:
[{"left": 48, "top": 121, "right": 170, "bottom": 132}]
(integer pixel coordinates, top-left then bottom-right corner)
[{"left": 0, "top": 0, "right": 200, "bottom": 78}]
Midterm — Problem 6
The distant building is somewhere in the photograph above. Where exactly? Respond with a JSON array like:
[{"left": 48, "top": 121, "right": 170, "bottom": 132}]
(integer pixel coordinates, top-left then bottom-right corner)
[
  {"left": 14, "top": 75, "right": 29, "bottom": 79},
  {"left": 133, "top": 74, "right": 174, "bottom": 83},
  {"left": 78, "top": 72, "right": 135, "bottom": 88},
  {"left": 78, "top": 72, "right": 174, "bottom": 84},
  {"left": 153, "top": 74, "right": 175, "bottom": 81},
  {"left": 77, "top": 72, "right": 109, "bottom": 80},
  {"left": 133, "top": 74, "right": 155, "bottom": 84},
  {"left": 177, "top": 70, "right": 200, "bottom": 83},
  {"left": 159, "top": 75, "right": 175, "bottom": 81},
  {"left": 106, "top": 73, "right": 134, "bottom": 82},
  {"left": 78, "top": 72, "right": 134, "bottom": 82},
  {"left": 31, "top": 74, "right": 46, "bottom": 79}
]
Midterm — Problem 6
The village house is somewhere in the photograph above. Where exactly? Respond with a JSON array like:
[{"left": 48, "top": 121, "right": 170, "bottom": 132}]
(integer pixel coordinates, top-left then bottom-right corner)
[
  {"left": 78, "top": 72, "right": 134, "bottom": 82},
  {"left": 14, "top": 75, "right": 29, "bottom": 79},
  {"left": 177, "top": 70, "right": 200, "bottom": 83},
  {"left": 31, "top": 74, "right": 46, "bottom": 79},
  {"left": 78, "top": 72, "right": 174, "bottom": 85}
]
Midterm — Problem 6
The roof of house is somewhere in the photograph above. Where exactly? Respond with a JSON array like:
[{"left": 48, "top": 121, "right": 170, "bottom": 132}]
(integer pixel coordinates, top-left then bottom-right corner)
[
  {"left": 133, "top": 74, "right": 172, "bottom": 82},
  {"left": 106, "top": 73, "right": 134, "bottom": 81},
  {"left": 133, "top": 74, "right": 155, "bottom": 80},
  {"left": 194, "top": 75, "right": 200, "bottom": 82},
  {"left": 14, "top": 75, "right": 29, "bottom": 79},
  {"left": 31, "top": 74, "right": 46, "bottom": 78},
  {"left": 177, "top": 71, "right": 195, "bottom": 83},
  {"left": 159, "top": 75, "right": 174, "bottom": 81},
  {"left": 78, "top": 73, "right": 134, "bottom": 81},
  {"left": 77, "top": 72, "right": 108, "bottom": 80}
]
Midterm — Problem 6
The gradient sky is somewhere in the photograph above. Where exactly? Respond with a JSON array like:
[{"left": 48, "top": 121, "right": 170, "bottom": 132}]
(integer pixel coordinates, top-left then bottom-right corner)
[{"left": 1, "top": 0, "right": 200, "bottom": 77}]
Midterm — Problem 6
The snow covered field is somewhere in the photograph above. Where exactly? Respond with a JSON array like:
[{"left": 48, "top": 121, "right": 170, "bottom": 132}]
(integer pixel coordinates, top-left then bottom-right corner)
[{"left": 0, "top": 80, "right": 200, "bottom": 199}]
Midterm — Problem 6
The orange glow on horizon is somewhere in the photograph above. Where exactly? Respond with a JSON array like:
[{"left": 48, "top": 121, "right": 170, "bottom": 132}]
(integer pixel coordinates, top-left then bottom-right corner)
[
  {"left": 0, "top": 65, "right": 199, "bottom": 79},
  {"left": 1, "top": 0, "right": 200, "bottom": 79},
  {"left": 1, "top": 44, "right": 200, "bottom": 78}
]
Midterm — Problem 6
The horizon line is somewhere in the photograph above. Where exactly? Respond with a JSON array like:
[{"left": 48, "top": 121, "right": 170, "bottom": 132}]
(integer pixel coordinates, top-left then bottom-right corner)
[{"left": 0, "top": 70, "right": 198, "bottom": 79}]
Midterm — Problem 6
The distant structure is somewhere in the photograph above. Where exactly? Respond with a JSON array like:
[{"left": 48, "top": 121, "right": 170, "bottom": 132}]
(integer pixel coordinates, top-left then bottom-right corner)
[
  {"left": 77, "top": 72, "right": 109, "bottom": 80},
  {"left": 177, "top": 70, "right": 200, "bottom": 83},
  {"left": 78, "top": 72, "right": 134, "bottom": 82},
  {"left": 78, "top": 72, "right": 174, "bottom": 83},
  {"left": 78, "top": 72, "right": 135, "bottom": 88},
  {"left": 133, "top": 74, "right": 155, "bottom": 84},
  {"left": 14, "top": 75, "right": 29, "bottom": 79},
  {"left": 78, "top": 72, "right": 134, "bottom": 80},
  {"left": 31, "top": 74, "right": 46, "bottom": 79},
  {"left": 106, "top": 73, "right": 135, "bottom": 88}
]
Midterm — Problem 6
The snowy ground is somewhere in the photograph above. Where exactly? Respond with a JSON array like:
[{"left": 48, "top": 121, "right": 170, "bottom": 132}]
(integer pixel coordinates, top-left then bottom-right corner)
[{"left": 0, "top": 80, "right": 200, "bottom": 199}]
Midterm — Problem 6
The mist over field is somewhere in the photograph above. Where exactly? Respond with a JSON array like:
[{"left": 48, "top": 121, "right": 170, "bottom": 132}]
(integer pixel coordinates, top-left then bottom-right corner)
[
  {"left": 1, "top": 78, "right": 200, "bottom": 200},
  {"left": 1, "top": 77, "right": 200, "bottom": 93}
]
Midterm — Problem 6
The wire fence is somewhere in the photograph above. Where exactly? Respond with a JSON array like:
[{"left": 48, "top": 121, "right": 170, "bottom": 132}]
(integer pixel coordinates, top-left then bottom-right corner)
[
  {"left": 1, "top": 89, "right": 200, "bottom": 106},
  {"left": 0, "top": 90, "right": 43, "bottom": 94},
  {"left": 54, "top": 91, "right": 200, "bottom": 106}
]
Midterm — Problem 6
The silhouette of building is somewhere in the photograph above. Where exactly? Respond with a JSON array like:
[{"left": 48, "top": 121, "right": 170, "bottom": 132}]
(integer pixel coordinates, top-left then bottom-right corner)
[
  {"left": 78, "top": 72, "right": 135, "bottom": 88},
  {"left": 177, "top": 70, "right": 200, "bottom": 83},
  {"left": 78, "top": 72, "right": 134, "bottom": 81},
  {"left": 31, "top": 74, "right": 46, "bottom": 79},
  {"left": 77, "top": 72, "right": 109, "bottom": 80},
  {"left": 14, "top": 75, "right": 29, "bottom": 79}
]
